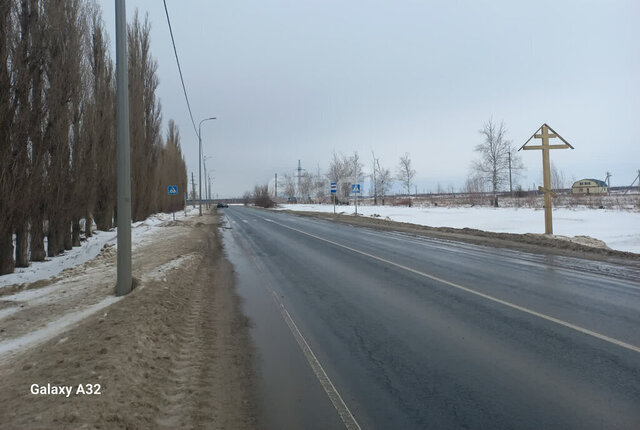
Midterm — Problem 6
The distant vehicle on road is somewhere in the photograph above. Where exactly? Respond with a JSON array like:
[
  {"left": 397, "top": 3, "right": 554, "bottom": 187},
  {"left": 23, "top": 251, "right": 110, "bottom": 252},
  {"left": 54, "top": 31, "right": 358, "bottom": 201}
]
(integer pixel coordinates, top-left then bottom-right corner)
[{"left": 217, "top": 203, "right": 229, "bottom": 208}]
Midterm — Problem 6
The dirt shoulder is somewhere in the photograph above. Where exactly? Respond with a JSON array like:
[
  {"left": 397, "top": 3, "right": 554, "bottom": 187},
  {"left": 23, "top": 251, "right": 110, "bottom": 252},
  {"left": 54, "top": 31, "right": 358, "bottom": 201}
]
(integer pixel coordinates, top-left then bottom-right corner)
[
  {"left": 277, "top": 209, "right": 640, "bottom": 267},
  {"left": 0, "top": 212, "right": 256, "bottom": 429}
]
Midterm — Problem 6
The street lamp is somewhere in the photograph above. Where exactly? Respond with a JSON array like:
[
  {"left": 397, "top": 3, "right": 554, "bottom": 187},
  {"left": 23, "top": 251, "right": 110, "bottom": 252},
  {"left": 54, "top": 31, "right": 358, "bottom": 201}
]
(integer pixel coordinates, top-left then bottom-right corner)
[
  {"left": 198, "top": 117, "right": 216, "bottom": 216},
  {"left": 203, "top": 155, "right": 212, "bottom": 209},
  {"left": 115, "top": 0, "right": 132, "bottom": 296}
]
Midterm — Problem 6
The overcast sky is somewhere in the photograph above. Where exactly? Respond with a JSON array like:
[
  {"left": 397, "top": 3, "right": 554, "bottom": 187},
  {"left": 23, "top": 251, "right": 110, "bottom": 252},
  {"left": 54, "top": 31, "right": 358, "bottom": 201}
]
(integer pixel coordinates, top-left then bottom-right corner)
[{"left": 103, "top": 0, "right": 639, "bottom": 198}]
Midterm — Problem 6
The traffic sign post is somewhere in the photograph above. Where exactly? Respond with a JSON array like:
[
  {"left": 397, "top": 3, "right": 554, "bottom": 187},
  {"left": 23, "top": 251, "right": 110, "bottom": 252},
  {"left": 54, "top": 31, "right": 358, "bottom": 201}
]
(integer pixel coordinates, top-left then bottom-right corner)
[
  {"left": 351, "top": 184, "right": 360, "bottom": 215},
  {"left": 168, "top": 185, "right": 178, "bottom": 220},
  {"left": 331, "top": 182, "right": 337, "bottom": 214}
]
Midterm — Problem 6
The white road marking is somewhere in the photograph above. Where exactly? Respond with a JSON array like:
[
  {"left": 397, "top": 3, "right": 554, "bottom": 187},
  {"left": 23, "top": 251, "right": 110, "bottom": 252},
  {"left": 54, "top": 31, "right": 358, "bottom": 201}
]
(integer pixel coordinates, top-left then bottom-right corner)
[
  {"left": 271, "top": 290, "right": 361, "bottom": 430},
  {"left": 231, "top": 213, "right": 361, "bottom": 429},
  {"left": 263, "top": 216, "right": 640, "bottom": 355}
]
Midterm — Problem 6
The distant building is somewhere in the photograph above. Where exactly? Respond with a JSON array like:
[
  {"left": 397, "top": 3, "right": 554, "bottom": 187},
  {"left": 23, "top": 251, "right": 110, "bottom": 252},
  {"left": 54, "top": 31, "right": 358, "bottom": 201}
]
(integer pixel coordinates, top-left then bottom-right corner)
[{"left": 572, "top": 179, "right": 608, "bottom": 194}]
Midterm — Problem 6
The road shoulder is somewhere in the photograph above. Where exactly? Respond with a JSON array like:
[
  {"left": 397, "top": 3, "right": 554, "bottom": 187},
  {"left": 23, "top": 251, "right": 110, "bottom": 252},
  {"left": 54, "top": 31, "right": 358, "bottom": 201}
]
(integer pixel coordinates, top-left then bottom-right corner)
[{"left": 0, "top": 212, "right": 256, "bottom": 429}]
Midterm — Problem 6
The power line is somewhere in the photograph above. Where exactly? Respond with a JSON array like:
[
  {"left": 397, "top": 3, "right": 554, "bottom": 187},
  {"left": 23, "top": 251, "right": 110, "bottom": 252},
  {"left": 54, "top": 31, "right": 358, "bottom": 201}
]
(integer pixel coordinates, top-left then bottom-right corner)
[{"left": 162, "top": 0, "right": 198, "bottom": 138}]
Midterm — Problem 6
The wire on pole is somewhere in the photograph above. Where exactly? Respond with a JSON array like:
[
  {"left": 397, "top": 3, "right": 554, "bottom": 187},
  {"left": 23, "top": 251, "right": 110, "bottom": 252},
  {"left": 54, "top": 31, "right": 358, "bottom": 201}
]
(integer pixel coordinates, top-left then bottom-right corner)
[{"left": 162, "top": 0, "right": 199, "bottom": 139}]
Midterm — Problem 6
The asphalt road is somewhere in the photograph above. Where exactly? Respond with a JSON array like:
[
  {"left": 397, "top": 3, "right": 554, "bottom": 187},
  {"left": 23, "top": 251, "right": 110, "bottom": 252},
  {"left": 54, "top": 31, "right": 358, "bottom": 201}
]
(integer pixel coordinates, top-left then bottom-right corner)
[{"left": 222, "top": 205, "right": 640, "bottom": 430}]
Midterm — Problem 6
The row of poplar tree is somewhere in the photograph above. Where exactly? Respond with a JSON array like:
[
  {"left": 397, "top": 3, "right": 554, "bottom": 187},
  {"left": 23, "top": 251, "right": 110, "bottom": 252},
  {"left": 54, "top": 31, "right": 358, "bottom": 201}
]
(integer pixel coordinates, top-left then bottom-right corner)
[{"left": 0, "top": 0, "right": 188, "bottom": 275}]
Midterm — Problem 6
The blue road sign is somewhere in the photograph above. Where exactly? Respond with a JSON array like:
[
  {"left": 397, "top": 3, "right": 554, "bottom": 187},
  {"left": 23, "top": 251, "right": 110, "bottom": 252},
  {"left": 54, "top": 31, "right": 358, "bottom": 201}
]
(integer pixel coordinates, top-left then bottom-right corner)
[
  {"left": 351, "top": 184, "right": 361, "bottom": 194},
  {"left": 168, "top": 185, "right": 178, "bottom": 195},
  {"left": 330, "top": 182, "right": 337, "bottom": 194}
]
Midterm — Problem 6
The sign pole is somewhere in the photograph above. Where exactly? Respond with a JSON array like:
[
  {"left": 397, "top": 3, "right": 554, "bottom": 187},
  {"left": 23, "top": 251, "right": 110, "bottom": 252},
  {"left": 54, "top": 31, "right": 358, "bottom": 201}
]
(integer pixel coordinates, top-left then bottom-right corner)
[
  {"left": 355, "top": 188, "right": 358, "bottom": 215},
  {"left": 168, "top": 185, "right": 178, "bottom": 221},
  {"left": 350, "top": 183, "right": 360, "bottom": 215},
  {"left": 330, "top": 182, "right": 337, "bottom": 214}
]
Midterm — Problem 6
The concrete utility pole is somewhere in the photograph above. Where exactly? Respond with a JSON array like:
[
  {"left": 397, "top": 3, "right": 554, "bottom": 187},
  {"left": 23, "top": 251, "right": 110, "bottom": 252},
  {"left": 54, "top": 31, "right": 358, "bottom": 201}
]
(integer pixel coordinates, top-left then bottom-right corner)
[
  {"left": 274, "top": 173, "right": 277, "bottom": 198},
  {"left": 191, "top": 172, "right": 196, "bottom": 208},
  {"left": 508, "top": 151, "right": 513, "bottom": 196},
  {"left": 115, "top": 0, "right": 132, "bottom": 297},
  {"left": 295, "top": 160, "right": 305, "bottom": 200},
  {"left": 372, "top": 157, "right": 377, "bottom": 205},
  {"left": 198, "top": 117, "right": 216, "bottom": 216},
  {"left": 625, "top": 170, "right": 640, "bottom": 194},
  {"left": 519, "top": 123, "right": 574, "bottom": 235},
  {"left": 203, "top": 155, "right": 210, "bottom": 209}
]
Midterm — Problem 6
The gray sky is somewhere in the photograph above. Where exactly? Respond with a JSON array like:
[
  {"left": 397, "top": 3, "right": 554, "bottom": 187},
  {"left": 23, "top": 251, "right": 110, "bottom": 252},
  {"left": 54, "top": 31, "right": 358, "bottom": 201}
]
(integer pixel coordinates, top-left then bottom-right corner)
[{"left": 103, "top": 0, "right": 640, "bottom": 198}]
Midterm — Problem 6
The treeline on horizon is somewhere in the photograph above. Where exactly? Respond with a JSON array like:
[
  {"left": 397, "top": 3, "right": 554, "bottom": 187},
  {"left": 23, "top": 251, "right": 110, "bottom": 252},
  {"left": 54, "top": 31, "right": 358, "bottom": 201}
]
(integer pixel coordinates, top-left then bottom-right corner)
[{"left": 0, "top": 0, "right": 188, "bottom": 275}]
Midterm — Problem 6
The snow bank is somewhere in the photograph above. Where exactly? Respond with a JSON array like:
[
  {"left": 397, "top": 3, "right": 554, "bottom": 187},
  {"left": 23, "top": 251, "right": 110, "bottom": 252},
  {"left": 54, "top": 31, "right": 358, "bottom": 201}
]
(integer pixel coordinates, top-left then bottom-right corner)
[
  {"left": 276, "top": 204, "right": 640, "bottom": 254},
  {"left": 0, "top": 206, "right": 200, "bottom": 288}
]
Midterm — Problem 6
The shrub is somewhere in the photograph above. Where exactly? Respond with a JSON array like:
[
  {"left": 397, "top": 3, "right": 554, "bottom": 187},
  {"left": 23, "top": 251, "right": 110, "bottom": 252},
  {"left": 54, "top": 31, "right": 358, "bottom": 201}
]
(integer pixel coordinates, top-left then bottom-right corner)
[{"left": 254, "top": 184, "right": 275, "bottom": 208}]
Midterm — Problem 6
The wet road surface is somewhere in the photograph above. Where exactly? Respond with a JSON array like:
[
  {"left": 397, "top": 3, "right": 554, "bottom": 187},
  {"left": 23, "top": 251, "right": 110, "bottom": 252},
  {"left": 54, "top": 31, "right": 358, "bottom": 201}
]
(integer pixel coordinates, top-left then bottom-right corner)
[{"left": 222, "top": 206, "right": 640, "bottom": 430}]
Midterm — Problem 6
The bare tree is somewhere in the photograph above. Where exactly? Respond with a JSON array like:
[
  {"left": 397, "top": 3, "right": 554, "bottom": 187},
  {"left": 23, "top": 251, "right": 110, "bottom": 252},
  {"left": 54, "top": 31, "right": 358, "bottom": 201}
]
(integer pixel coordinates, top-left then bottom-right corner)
[
  {"left": 155, "top": 120, "right": 188, "bottom": 213},
  {"left": 0, "top": 1, "right": 185, "bottom": 274},
  {"left": 471, "top": 119, "right": 523, "bottom": 207},
  {"left": 313, "top": 167, "right": 326, "bottom": 201},
  {"left": 350, "top": 151, "right": 364, "bottom": 196},
  {"left": 12, "top": 0, "right": 40, "bottom": 266},
  {"left": 375, "top": 159, "right": 393, "bottom": 205},
  {"left": 0, "top": 0, "right": 16, "bottom": 273},
  {"left": 283, "top": 174, "right": 296, "bottom": 201},
  {"left": 463, "top": 174, "right": 486, "bottom": 205},
  {"left": 42, "top": 0, "right": 85, "bottom": 257},
  {"left": 396, "top": 153, "right": 416, "bottom": 201},
  {"left": 351, "top": 152, "right": 363, "bottom": 180},
  {"left": 128, "top": 11, "right": 162, "bottom": 221},
  {"left": 24, "top": 0, "right": 48, "bottom": 261},
  {"left": 254, "top": 184, "right": 275, "bottom": 208},
  {"left": 242, "top": 191, "right": 253, "bottom": 206},
  {"left": 327, "top": 152, "right": 351, "bottom": 202},
  {"left": 299, "top": 171, "right": 313, "bottom": 202},
  {"left": 371, "top": 151, "right": 379, "bottom": 205},
  {"left": 88, "top": 6, "right": 116, "bottom": 230},
  {"left": 550, "top": 162, "right": 566, "bottom": 191}
]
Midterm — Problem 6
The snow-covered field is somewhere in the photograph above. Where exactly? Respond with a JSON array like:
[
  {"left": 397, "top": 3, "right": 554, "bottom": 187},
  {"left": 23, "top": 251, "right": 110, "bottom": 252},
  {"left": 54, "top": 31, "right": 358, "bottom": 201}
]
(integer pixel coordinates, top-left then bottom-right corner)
[
  {"left": 0, "top": 206, "right": 200, "bottom": 288},
  {"left": 276, "top": 204, "right": 640, "bottom": 254}
]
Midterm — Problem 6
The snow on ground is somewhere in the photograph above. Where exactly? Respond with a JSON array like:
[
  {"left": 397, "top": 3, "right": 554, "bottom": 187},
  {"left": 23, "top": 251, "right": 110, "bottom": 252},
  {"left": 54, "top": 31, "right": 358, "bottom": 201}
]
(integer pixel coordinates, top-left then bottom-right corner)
[
  {"left": 0, "top": 205, "right": 203, "bottom": 362},
  {"left": 2, "top": 230, "right": 116, "bottom": 288},
  {"left": 0, "top": 296, "right": 122, "bottom": 357},
  {"left": 0, "top": 206, "right": 200, "bottom": 288},
  {"left": 276, "top": 204, "right": 640, "bottom": 254}
]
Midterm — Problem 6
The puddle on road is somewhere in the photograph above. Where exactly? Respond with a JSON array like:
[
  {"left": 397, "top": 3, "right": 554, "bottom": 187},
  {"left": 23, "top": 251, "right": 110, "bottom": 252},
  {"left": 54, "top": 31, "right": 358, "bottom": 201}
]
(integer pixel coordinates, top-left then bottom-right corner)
[{"left": 222, "top": 226, "right": 345, "bottom": 430}]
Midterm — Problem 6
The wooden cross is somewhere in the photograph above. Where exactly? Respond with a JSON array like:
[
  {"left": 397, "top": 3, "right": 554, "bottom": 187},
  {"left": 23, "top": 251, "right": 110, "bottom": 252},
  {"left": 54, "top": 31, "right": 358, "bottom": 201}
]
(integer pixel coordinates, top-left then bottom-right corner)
[{"left": 519, "top": 124, "right": 574, "bottom": 234}]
